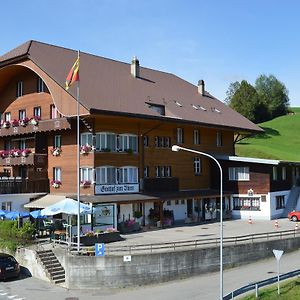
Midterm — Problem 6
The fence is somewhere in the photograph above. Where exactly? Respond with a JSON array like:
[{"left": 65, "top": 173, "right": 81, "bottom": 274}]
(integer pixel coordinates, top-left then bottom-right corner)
[
  {"left": 223, "top": 269, "right": 300, "bottom": 299},
  {"left": 50, "top": 228, "right": 300, "bottom": 256}
]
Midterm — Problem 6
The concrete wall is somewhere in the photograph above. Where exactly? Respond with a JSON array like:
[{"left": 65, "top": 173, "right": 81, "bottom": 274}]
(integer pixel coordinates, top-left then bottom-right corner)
[{"left": 65, "top": 237, "right": 300, "bottom": 289}]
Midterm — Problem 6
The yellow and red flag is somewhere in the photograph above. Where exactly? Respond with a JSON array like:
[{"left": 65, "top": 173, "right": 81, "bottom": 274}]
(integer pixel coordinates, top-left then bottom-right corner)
[{"left": 65, "top": 57, "right": 80, "bottom": 90}]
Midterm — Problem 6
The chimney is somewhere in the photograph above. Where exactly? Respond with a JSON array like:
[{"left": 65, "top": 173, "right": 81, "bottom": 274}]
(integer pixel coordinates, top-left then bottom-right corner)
[
  {"left": 131, "top": 56, "right": 140, "bottom": 78},
  {"left": 198, "top": 80, "right": 205, "bottom": 95}
]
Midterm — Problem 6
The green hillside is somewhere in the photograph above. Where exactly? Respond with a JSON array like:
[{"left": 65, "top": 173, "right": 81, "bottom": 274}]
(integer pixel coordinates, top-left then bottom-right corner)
[{"left": 236, "top": 107, "right": 300, "bottom": 162}]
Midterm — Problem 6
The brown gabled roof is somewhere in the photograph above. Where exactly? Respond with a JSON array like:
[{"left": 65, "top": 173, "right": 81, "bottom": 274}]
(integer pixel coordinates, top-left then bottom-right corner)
[{"left": 0, "top": 40, "right": 262, "bottom": 133}]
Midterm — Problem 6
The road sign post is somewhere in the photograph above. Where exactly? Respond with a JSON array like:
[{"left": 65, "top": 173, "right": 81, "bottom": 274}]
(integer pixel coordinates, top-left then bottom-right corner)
[{"left": 273, "top": 249, "right": 284, "bottom": 295}]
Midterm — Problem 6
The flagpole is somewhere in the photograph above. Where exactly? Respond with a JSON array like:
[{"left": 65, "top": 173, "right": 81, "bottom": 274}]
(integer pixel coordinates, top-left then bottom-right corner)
[{"left": 76, "top": 50, "right": 81, "bottom": 252}]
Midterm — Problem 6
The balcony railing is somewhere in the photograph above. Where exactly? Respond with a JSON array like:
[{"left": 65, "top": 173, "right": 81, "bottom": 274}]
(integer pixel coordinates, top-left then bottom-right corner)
[
  {"left": 0, "top": 178, "right": 49, "bottom": 194},
  {"left": 0, "top": 118, "right": 71, "bottom": 137},
  {"left": 0, "top": 153, "right": 47, "bottom": 167}
]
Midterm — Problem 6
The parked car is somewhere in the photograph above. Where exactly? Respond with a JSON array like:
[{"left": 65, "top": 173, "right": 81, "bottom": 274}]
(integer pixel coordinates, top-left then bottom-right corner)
[
  {"left": 288, "top": 211, "right": 300, "bottom": 222},
  {"left": 0, "top": 253, "right": 20, "bottom": 280}
]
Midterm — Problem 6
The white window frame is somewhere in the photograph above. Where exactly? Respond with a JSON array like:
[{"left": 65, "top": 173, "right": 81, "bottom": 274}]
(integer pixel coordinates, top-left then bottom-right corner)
[
  {"left": 38, "top": 77, "right": 45, "bottom": 93},
  {"left": 229, "top": 167, "right": 250, "bottom": 181},
  {"left": 4, "top": 112, "right": 11, "bottom": 122},
  {"left": 155, "top": 166, "right": 161, "bottom": 178},
  {"left": 273, "top": 166, "right": 278, "bottom": 181},
  {"left": 51, "top": 105, "right": 58, "bottom": 119},
  {"left": 53, "top": 167, "right": 61, "bottom": 181},
  {"left": 34, "top": 106, "right": 41, "bottom": 118},
  {"left": 17, "top": 81, "right": 23, "bottom": 97},
  {"left": 19, "top": 139, "right": 26, "bottom": 150},
  {"left": 19, "top": 109, "right": 26, "bottom": 120},
  {"left": 95, "top": 166, "right": 116, "bottom": 184},
  {"left": 118, "top": 134, "right": 138, "bottom": 152},
  {"left": 144, "top": 166, "right": 149, "bottom": 177},
  {"left": 118, "top": 166, "right": 138, "bottom": 183},
  {"left": 81, "top": 132, "right": 93, "bottom": 147},
  {"left": 193, "top": 129, "right": 200, "bottom": 145},
  {"left": 80, "top": 167, "right": 93, "bottom": 183},
  {"left": 194, "top": 157, "right": 202, "bottom": 175},
  {"left": 54, "top": 135, "right": 61, "bottom": 148},
  {"left": 95, "top": 132, "right": 116, "bottom": 151},
  {"left": 166, "top": 166, "right": 171, "bottom": 177},
  {"left": 282, "top": 167, "right": 286, "bottom": 180},
  {"left": 217, "top": 131, "right": 223, "bottom": 147},
  {"left": 176, "top": 128, "right": 184, "bottom": 144}
]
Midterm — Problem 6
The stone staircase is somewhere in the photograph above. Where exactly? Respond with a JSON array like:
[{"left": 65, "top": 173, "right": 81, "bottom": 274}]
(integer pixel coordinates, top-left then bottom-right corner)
[{"left": 37, "top": 249, "right": 65, "bottom": 284}]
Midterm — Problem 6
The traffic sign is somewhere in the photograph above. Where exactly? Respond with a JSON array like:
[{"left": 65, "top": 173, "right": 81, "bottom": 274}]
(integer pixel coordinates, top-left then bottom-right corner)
[{"left": 95, "top": 243, "right": 105, "bottom": 256}]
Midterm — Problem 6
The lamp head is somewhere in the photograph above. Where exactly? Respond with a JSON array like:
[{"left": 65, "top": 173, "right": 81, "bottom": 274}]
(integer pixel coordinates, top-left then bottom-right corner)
[{"left": 172, "top": 145, "right": 180, "bottom": 152}]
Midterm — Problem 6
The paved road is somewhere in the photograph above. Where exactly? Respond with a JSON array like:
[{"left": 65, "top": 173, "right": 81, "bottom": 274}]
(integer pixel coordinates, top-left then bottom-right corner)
[{"left": 1, "top": 248, "right": 300, "bottom": 300}]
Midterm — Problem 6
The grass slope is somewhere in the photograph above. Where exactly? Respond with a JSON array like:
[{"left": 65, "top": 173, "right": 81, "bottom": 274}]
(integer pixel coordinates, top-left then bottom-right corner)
[{"left": 236, "top": 107, "right": 300, "bottom": 162}]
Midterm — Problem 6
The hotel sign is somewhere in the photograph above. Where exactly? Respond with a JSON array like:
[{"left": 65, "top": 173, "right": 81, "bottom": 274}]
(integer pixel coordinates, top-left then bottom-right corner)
[{"left": 95, "top": 184, "right": 139, "bottom": 195}]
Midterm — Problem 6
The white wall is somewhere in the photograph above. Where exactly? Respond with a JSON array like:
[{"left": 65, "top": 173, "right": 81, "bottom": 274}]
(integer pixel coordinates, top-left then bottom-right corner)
[
  {"left": 164, "top": 200, "right": 187, "bottom": 221},
  {"left": 0, "top": 194, "right": 34, "bottom": 212},
  {"left": 269, "top": 190, "right": 290, "bottom": 219}
]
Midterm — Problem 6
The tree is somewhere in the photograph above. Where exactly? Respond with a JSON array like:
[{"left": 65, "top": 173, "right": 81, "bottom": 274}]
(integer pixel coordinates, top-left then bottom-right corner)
[
  {"left": 255, "top": 74, "right": 289, "bottom": 119},
  {"left": 227, "top": 80, "right": 268, "bottom": 123}
]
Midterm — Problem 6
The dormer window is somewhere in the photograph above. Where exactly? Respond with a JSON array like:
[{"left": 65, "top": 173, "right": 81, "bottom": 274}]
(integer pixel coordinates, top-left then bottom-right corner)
[
  {"left": 174, "top": 100, "right": 182, "bottom": 107},
  {"left": 200, "top": 106, "right": 207, "bottom": 111},
  {"left": 37, "top": 77, "right": 45, "bottom": 93},
  {"left": 147, "top": 103, "right": 165, "bottom": 116},
  {"left": 192, "top": 104, "right": 199, "bottom": 110},
  {"left": 16, "top": 81, "right": 23, "bottom": 97}
]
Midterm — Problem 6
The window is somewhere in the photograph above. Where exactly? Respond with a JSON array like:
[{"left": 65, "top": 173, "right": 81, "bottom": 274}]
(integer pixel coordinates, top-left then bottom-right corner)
[
  {"left": 19, "top": 109, "right": 26, "bottom": 120},
  {"left": 144, "top": 166, "right": 149, "bottom": 178},
  {"left": 155, "top": 166, "right": 161, "bottom": 178},
  {"left": 276, "top": 195, "right": 285, "bottom": 209},
  {"left": 1, "top": 202, "right": 12, "bottom": 211},
  {"left": 175, "top": 200, "right": 179, "bottom": 205},
  {"left": 53, "top": 167, "right": 61, "bottom": 181},
  {"left": 19, "top": 139, "right": 26, "bottom": 150},
  {"left": 95, "top": 132, "right": 116, "bottom": 151},
  {"left": 176, "top": 128, "right": 184, "bottom": 144},
  {"left": 193, "top": 130, "right": 200, "bottom": 145},
  {"left": 273, "top": 166, "right": 278, "bottom": 181},
  {"left": 80, "top": 167, "right": 93, "bottom": 183},
  {"left": 118, "top": 134, "right": 138, "bottom": 152},
  {"left": 233, "top": 197, "right": 260, "bottom": 211},
  {"left": 161, "top": 166, "right": 166, "bottom": 177},
  {"left": 50, "top": 104, "right": 59, "bottom": 119},
  {"left": 81, "top": 133, "right": 93, "bottom": 147},
  {"left": 159, "top": 137, "right": 165, "bottom": 148},
  {"left": 154, "top": 136, "right": 159, "bottom": 147},
  {"left": 143, "top": 136, "right": 149, "bottom": 147},
  {"left": 4, "top": 112, "right": 11, "bottom": 122},
  {"left": 181, "top": 199, "right": 185, "bottom": 205},
  {"left": 229, "top": 167, "right": 250, "bottom": 181},
  {"left": 118, "top": 167, "right": 138, "bottom": 183},
  {"left": 147, "top": 103, "right": 165, "bottom": 115},
  {"left": 54, "top": 135, "right": 61, "bottom": 148},
  {"left": 34, "top": 106, "right": 41, "bottom": 118},
  {"left": 166, "top": 166, "right": 171, "bottom": 177},
  {"left": 216, "top": 131, "right": 223, "bottom": 147},
  {"left": 16, "top": 81, "right": 23, "bottom": 97},
  {"left": 194, "top": 157, "right": 202, "bottom": 175},
  {"left": 37, "top": 77, "right": 45, "bottom": 93},
  {"left": 4, "top": 140, "right": 10, "bottom": 150},
  {"left": 165, "top": 137, "right": 171, "bottom": 148},
  {"left": 155, "top": 136, "right": 171, "bottom": 148},
  {"left": 96, "top": 166, "right": 116, "bottom": 184},
  {"left": 166, "top": 200, "right": 171, "bottom": 206},
  {"left": 282, "top": 167, "right": 286, "bottom": 181}
]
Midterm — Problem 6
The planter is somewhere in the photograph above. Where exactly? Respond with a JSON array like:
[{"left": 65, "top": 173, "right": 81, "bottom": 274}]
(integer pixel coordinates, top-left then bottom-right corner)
[{"left": 75, "top": 232, "right": 123, "bottom": 246}]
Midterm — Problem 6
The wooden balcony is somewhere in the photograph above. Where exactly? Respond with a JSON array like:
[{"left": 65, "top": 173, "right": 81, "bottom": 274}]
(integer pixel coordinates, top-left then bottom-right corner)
[
  {"left": 0, "top": 118, "right": 71, "bottom": 137},
  {"left": 0, "top": 178, "right": 49, "bottom": 194},
  {"left": 0, "top": 153, "right": 47, "bottom": 167}
]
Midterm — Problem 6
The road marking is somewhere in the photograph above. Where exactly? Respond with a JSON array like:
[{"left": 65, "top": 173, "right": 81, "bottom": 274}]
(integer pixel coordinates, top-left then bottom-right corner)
[
  {"left": 0, "top": 293, "right": 8, "bottom": 296},
  {"left": 8, "top": 296, "right": 18, "bottom": 299}
]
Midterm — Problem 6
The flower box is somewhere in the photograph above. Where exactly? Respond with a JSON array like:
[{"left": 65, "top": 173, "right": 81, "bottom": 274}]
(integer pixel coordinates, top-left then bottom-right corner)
[
  {"left": 2, "top": 121, "right": 10, "bottom": 128},
  {"left": 30, "top": 116, "right": 41, "bottom": 126},
  {"left": 51, "top": 180, "right": 61, "bottom": 188},
  {"left": 76, "top": 232, "right": 123, "bottom": 246},
  {"left": 19, "top": 117, "right": 30, "bottom": 127},
  {"left": 51, "top": 147, "right": 61, "bottom": 156},
  {"left": 11, "top": 119, "right": 19, "bottom": 127},
  {"left": 80, "top": 145, "right": 92, "bottom": 155},
  {"left": 81, "top": 180, "right": 91, "bottom": 188},
  {"left": 21, "top": 149, "right": 31, "bottom": 157}
]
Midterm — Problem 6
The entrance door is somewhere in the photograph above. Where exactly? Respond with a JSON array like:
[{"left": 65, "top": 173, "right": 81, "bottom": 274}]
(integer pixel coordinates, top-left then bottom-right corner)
[{"left": 186, "top": 199, "right": 193, "bottom": 217}]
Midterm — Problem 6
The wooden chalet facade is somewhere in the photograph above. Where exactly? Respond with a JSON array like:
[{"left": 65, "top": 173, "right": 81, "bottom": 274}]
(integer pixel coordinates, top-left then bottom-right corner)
[{"left": 1, "top": 40, "right": 280, "bottom": 228}]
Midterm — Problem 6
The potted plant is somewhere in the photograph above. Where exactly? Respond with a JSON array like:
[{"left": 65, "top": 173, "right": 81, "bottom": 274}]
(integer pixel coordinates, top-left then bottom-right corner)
[
  {"left": 11, "top": 119, "right": 19, "bottom": 127},
  {"left": 19, "top": 117, "right": 30, "bottom": 127},
  {"left": 80, "top": 145, "right": 92, "bottom": 155},
  {"left": 2, "top": 121, "right": 11, "bottom": 128},
  {"left": 12, "top": 149, "right": 22, "bottom": 157},
  {"left": 51, "top": 147, "right": 61, "bottom": 156},
  {"left": 81, "top": 180, "right": 91, "bottom": 188},
  {"left": 51, "top": 180, "right": 61, "bottom": 188},
  {"left": 31, "top": 116, "right": 41, "bottom": 126},
  {"left": 21, "top": 149, "right": 31, "bottom": 157}
]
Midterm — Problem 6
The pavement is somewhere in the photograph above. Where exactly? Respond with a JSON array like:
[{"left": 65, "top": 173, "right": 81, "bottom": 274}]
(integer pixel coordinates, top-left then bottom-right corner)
[{"left": 111, "top": 218, "right": 299, "bottom": 246}]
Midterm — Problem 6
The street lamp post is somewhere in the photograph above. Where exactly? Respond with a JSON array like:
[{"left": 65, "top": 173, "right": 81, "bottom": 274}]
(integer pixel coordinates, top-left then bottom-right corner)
[{"left": 171, "top": 145, "right": 223, "bottom": 300}]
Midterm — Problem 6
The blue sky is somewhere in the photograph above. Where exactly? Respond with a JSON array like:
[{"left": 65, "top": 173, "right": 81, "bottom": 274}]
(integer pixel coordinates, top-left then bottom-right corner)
[{"left": 1, "top": 0, "right": 300, "bottom": 106}]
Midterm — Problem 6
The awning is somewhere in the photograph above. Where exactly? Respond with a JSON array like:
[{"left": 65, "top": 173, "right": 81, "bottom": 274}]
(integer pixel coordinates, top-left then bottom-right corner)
[
  {"left": 24, "top": 194, "right": 66, "bottom": 209},
  {"left": 66, "top": 189, "right": 231, "bottom": 204}
]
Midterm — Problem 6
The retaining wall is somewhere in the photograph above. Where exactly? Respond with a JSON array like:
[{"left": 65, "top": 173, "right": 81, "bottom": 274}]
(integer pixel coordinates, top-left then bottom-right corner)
[{"left": 65, "top": 237, "right": 300, "bottom": 289}]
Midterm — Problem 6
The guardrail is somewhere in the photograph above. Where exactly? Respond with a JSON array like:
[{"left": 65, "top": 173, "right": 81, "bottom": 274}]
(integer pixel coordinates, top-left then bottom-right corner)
[
  {"left": 50, "top": 229, "right": 300, "bottom": 256},
  {"left": 223, "top": 269, "right": 300, "bottom": 299}
]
